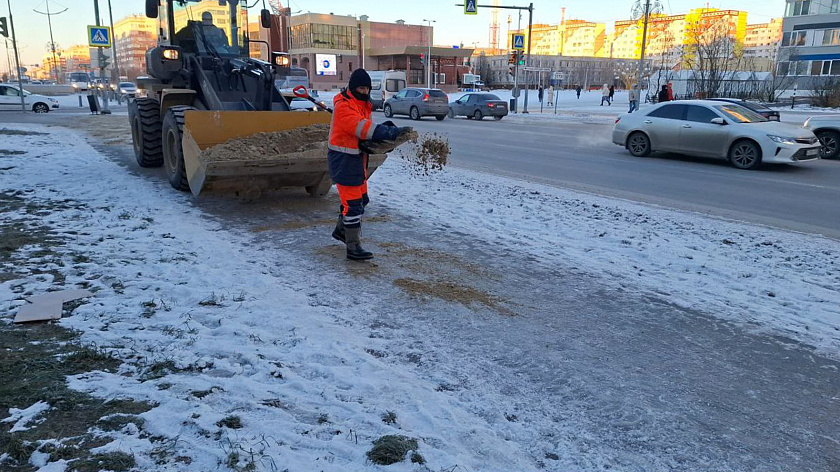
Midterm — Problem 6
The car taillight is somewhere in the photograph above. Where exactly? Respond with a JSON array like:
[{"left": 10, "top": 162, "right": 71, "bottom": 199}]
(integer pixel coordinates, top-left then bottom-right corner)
[
  {"left": 615, "top": 117, "right": 622, "bottom": 124},
  {"left": 487, "top": 103, "right": 495, "bottom": 108},
  {"left": 423, "top": 94, "right": 429, "bottom": 102}
]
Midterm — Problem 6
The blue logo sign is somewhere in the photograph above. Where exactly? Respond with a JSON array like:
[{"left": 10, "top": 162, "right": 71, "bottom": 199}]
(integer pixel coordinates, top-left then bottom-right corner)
[
  {"left": 322, "top": 59, "right": 330, "bottom": 69},
  {"left": 512, "top": 34, "right": 525, "bottom": 50}
]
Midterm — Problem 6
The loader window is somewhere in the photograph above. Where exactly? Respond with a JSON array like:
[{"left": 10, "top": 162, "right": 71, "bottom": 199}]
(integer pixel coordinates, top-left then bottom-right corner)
[{"left": 385, "top": 79, "right": 404, "bottom": 92}]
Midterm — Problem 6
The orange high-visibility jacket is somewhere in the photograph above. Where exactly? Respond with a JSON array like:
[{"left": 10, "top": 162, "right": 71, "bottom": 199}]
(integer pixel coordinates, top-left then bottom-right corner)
[{"left": 328, "top": 91, "right": 394, "bottom": 186}]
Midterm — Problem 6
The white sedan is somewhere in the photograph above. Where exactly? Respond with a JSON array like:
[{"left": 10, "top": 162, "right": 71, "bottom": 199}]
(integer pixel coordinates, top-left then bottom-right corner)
[
  {"left": 613, "top": 100, "right": 820, "bottom": 170},
  {"left": 0, "top": 83, "right": 60, "bottom": 113}
]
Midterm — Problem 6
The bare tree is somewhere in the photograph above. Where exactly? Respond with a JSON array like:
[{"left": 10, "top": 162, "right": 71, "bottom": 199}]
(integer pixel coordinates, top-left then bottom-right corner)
[
  {"left": 684, "top": 17, "right": 744, "bottom": 98},
  {"left": 761, "top": 48, "right": 796, "bottom": 102}
]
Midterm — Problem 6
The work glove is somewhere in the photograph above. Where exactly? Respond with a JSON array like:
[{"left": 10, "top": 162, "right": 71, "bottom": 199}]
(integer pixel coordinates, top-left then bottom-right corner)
[{"left": 382, "top": 120, "right": 397, "bottom": 128}]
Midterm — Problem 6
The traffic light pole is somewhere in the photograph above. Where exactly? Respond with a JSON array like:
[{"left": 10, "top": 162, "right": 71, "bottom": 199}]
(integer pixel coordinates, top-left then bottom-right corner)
[
  {"left": 456, "top": 2, "right": 533, "bottom": 113},
  {"left": 636, "top": 0, "right": 651, "bottom": 97},
  {"left": 6, "top": 0, "right": 25, "bottom": 111},
  {"left": 93, "top": 0, "right": 110, "bottom": 113}
]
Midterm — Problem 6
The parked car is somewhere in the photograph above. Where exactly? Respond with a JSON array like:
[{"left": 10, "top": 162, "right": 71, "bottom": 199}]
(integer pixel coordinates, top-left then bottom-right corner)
[
  {"left": 449, "top": 93, "right": 508, "bottom": 120},
  {"left": 0, "top": 84, "right": 59, "bottom": 113},
  {"left": 707, "top": 98, "right": 780, "bottom": 121},
  {"left": 118, "top": 81, "right": 137, "bottom": 97},
  {"left": 384, "top": 88, "right": 448, "bottom": 120},
  {"left": 803, "top": 114, "right": 840, "bottom": 159},
  {"left": 613, "top": 100, "right": 820, "bottom": 170}
]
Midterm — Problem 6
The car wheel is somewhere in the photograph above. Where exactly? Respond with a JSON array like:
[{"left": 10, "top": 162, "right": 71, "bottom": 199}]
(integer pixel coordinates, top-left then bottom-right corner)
[
  {"left": 626, "top": 132, "right": 651, "bottom": 157},
  {"left": 33, "top": 103, "right": 50, "bottom": 113},
  {"left": 816, "top": 130, "right": 840, "bottom": 159},
  {"left": 435, "top": 115, "right": 446, "bottom": 121},
  {"left": 448, "top": 108, "right": 455, "bottom": 119},
  {"left": 494, "top": 116, "right": 503, "bottom": 121},
  {"left": 474, "top": 109, "right": 483, "bottom": 120},
  {"left": 410, "top": 106, "right": 421, "bottom": 121},
  {"left": 728, "top": 140, "right": 762, "bottom": 170},
  {"left": 383, "top": 104, "right": 393, "bottom": 118}
]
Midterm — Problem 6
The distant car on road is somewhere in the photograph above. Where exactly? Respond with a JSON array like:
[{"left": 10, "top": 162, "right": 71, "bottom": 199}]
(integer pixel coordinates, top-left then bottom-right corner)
[
  {"left": 69, "top": 72, "right": 90, "bottom": 92},
  {"left": 613, "top": 100, "right": 819, "bottom": 169},
  {"left": 384, "top": 87, "right": 449, "bottom": 120},
  {"left": 803, "top": 114, "right": 840, "bottom": 159},
  {"left": 449, "top": 93, "right": 508, "bottom": 120},
  {"left": 707, "top": 98, "right": 780, "bottom": 121},
  {"left": 118, "top": 82, "right": 137, "bottom": 97},
  {"left": 0, "top": 84, "right": 59, "bottom": 113}
]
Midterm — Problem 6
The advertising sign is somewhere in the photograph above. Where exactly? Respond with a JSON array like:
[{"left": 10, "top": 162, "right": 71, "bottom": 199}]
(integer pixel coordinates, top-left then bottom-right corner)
[{"left": 315, "top": 54, "right": 337, "bottom": 76}]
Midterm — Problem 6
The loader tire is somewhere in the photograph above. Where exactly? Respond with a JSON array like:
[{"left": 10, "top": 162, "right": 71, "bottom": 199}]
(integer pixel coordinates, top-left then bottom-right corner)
[
  {"left": 131, "top": 98, "right": 164, "bottom": 168},
  {"left": 162, "top": 105, "right": 196, "bottom": 192}
]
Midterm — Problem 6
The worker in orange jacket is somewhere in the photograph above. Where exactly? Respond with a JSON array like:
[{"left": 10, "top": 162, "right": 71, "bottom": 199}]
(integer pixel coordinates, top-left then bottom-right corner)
[{"left": 329, "top": 69, "right": 408, "bottom": 261}]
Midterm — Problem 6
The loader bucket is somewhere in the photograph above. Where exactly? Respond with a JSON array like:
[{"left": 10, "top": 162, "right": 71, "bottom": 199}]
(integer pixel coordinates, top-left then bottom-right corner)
[{"left": 180, "top": 110, "right": 387, "bottom": 198}]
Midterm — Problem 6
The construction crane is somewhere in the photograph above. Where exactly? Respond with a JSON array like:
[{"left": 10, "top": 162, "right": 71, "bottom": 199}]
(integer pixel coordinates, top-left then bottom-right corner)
[
  {"left": 267, "top": 0, "right": 283, "bottom": 15},
  {"left": 489, "top": 0, "right": 500, "bottom": 54}
]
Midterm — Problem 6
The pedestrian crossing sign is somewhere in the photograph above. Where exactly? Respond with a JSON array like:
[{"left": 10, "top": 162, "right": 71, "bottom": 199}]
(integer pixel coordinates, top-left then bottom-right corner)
[
  {"left": 464, "top": 0, "right": 478, "bottom": 15},
  {"left": 512, "top": 34, "right": 525, "bottom": 50},
  {"left": 88, "top": 25, "right": 112, "bottom": 48}
]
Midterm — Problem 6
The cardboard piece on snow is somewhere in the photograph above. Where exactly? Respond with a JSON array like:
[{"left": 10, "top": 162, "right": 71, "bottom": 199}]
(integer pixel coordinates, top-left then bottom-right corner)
[
  {"left": 14, "top": 299, "right": 64, "bottom": 323},
  {"left": 13, "top": 289, "right": 93, "bottom": 323}
]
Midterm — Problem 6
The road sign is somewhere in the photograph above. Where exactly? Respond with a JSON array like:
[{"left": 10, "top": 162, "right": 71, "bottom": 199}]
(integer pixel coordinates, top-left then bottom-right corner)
[
  {"left": 0, "top": 17, "right": 8, "bottom": 38},
  {"left": 87, "top": 25, "right": 111, "bottom": 48},
  {"left": 512, "top": 33, "right": 525, "bottom": 51},
  {"left": 464, "top": 0, "right": 478, "bottom": 15}
]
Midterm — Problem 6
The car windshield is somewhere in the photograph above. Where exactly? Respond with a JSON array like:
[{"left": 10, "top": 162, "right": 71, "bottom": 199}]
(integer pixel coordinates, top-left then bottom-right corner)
[
  {"left": 119, "top": 82, "right": 134, "bottom": 87},
  {"left": 481, "top": 94, "right": 501, "bottom": 101},
  {"left": 429, "top": 90, "right": 447, "bottom": 98},
  {"left": 715, "top": 104, "right": 768, "bottom": 123}
]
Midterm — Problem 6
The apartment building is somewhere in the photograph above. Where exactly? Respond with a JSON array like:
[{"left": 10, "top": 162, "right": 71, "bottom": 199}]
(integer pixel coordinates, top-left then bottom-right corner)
[
  {"left": 114, "top": 15, "right": 157, "bottom": 79},
  {"left": 778, "top": 0, "right": 840, "bottom": 91}
]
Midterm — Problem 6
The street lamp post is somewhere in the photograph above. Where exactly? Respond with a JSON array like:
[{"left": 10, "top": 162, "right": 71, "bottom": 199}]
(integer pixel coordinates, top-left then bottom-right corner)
[
  {"left": 423, "top": 19, "right": 435, "bottom": 88},
  {"left": 33, "top": 0, "right": 67, "bottom": 84}
]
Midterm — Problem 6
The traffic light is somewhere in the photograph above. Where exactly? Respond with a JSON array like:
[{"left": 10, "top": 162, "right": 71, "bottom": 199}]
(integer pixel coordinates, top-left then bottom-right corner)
[
  {"left": 419, "top": 53, "right": 425, "bottom": 64},
  {"left": 518, "top": 54, "right": 525, "bottom": 66},
  {"left": 508, "top": 52, "right": 516, "bottom": 65},
  {"left": 0, "top": 17, "right": 8, "bottom": 39},
  {"left": 100, "top": 56, "right": 110, "bottom": 69}
]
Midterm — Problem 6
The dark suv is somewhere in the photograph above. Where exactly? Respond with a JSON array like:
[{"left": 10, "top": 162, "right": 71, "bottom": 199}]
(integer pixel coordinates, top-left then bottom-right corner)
[{"left": 384, "top": 88, "right": 449, "bottom": 120}]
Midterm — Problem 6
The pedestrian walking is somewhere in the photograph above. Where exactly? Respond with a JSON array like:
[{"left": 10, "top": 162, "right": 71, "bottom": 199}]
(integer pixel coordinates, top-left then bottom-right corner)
[
  {"left": 538, "top": 86, "right": 544, "bottom": 104},
  {"left": 600, "top": 84, "right": 610, "bottom": 106},
  {"left": 658, "top": 84, "right": 670, "bottom": 103},
  {"left": 328, "top": 69, "right": 408, "bottom": 261},
  {"left": 608, "top": 85, "right": 615, "bottom": 106},
  {"left": 667, "top": 82, "right": 674, "bottom": 101},
  {"left": 628, "top": 84, "right": 640, "bottom": 113},
  {"left": 546, "top": 85, "right": 554, "bottom": 106},
  {"left": 576, "top": 85, "right": 582, "bottom": 99}
]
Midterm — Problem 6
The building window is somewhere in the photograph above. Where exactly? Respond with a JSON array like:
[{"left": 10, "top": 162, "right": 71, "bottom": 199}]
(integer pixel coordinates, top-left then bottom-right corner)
[
  {"left": 782, "top": 31, "right": 807, "bottom": 47},
  {"left": 823, "top": 29, "right": 840, "bottom": 46},
  {"left": 788, "top": 0, "right": 811, "bottom": 16},
  {"left": 290, "top": 23, "right": 357, "bottom": 50}
]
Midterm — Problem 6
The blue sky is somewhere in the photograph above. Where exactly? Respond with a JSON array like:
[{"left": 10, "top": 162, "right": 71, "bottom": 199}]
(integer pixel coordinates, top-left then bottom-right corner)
[{"left": 5, "top": 0, "right": 786, "bottom": 66}]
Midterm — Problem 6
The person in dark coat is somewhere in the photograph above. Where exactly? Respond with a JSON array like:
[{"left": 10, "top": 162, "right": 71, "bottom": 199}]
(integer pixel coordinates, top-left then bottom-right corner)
[
  {"left": 658, "top": 85, "right": 670, "bottom": 103},
  {"left": 538, "top": 86, "right": 544, "bottom": 103},
  {"left": 608, "top": 85, "right": 615, "bottom": 105},
  {"left": 575, "top": 85, "right": 582, "bottom": 99}
]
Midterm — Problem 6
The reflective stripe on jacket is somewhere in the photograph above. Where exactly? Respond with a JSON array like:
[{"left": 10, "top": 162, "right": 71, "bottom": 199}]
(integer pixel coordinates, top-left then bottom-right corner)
[{"left": 328, "top": 91, "right": 373, "bottom": 186}]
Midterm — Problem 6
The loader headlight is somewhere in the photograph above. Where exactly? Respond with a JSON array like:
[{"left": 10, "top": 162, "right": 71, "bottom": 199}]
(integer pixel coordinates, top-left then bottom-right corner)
[
  {"left": 273, "top": 55, "right": 290, "bottom": 67},
  {"left": 162, "top": 49, "right": 180, "bottom": 60}
]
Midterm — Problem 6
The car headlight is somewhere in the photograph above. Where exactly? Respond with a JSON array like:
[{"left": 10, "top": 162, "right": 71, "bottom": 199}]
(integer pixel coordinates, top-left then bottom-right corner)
[
  {"left": 767, "top": 135, "right": 797, "bottom": 145},
  {"left": 48, "top": 98, "right": 58, "bottom": 103}
]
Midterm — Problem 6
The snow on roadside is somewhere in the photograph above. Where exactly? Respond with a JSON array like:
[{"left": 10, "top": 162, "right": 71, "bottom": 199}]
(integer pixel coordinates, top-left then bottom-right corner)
[
  {"left": 0, "top": 125, "right": 535, "bottom": 471},
  {"left": 376, "top": 157, "right": 840, "bottom": 357}
]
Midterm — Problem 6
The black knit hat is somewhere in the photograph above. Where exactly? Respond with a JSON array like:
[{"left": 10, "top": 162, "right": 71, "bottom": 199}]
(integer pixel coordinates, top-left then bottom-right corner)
[{"left": 348, "top": 68, "right": 372, "bottom": 90}]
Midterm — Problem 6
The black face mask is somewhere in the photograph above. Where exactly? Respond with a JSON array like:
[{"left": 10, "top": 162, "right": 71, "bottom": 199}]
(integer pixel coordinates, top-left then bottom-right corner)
[{"left": 351, "top": 90, "right": 370, "bottom": 102}]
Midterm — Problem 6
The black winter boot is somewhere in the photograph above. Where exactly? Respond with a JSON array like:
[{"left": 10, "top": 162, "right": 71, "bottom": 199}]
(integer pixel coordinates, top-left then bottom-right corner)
[
  {"left": 331, "top": 214, "right": 345, "bottom": 243},
  {"left": 344, "top": 227, "right": 373, "bottom": 261}
]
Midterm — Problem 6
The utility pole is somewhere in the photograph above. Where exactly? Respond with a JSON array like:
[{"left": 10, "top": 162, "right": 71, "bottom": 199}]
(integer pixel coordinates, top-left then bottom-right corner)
[
  {"left": 6, "top": 0, "right": 25, "bottom": 111},
  {"left": 33, "top": 0, "right": 67, "bottom": 84},
  {"left": 423, "top": 19, "right": 435, "bottom": 88},
  {"left": 107, "top": 0, "right": 119, "bottom": 81},
  {"left": 637, "top": 0, "right": 651, "bottom": 94},
  {"left": 521, "top": 2, "right": 533, "bottom": 113},
  {"left": 93, "top": 0, "right": 110, "bottom": 113},
  {"left": 4, "top": 39, "right": 12, "bottom": 80}
]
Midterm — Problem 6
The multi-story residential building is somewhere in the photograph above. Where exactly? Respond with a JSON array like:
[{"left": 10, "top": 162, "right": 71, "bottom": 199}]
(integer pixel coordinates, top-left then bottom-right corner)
[
  {"left": 114, "top": 15, "right": 157, "bottom": 80},
  {"left": 778, "top": 0, "right": 840, "bottom": 92},
  {"left": 610, "top": 20, "right": 640, "bottom": 59},
  {"left": 509, "top": 20, "right": 607, "bottom": 57},
  {"left": 744, "top": 18, "right": 784, "bottom": 70},
  {"left": 474, "top": 53, "right": 637, "bottom": 89}
]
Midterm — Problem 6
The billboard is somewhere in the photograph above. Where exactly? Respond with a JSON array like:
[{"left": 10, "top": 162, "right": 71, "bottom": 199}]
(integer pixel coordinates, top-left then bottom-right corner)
[{"left": 315, "top": 54, "right": 337, "bottom": 76}]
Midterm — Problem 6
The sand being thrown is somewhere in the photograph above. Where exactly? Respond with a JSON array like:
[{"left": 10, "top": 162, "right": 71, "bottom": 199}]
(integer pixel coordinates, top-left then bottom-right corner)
[{"left": 198, "top": 123, "right": 449, "bottom": 176}]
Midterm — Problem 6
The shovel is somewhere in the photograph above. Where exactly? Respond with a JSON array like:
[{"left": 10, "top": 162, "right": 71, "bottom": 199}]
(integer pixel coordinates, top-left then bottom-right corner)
[{"left": 293, "top": 86, "right": 332, "bottom": 113}]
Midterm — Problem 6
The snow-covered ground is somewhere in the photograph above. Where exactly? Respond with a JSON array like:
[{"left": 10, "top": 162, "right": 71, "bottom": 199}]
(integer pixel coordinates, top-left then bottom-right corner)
[{"left": 1, "top": 117, "right": 838, "bottom": 469}]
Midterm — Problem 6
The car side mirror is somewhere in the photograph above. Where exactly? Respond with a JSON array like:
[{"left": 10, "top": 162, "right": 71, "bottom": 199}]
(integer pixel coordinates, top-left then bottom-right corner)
[
  {"left": 145, "top": 0, "right": 158, "bottom": 18},
  {"left": 710, "top": 117, "right": 726, "bottom": 125},
  {"left": 260, "top": 9, "right": 272, "bottom": 28}
]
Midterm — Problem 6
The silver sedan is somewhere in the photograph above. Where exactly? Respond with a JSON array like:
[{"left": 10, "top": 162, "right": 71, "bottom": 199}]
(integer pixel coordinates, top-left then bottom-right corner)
[{"left": 613, "top": 100, "right": 820, "bottom": 170}]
